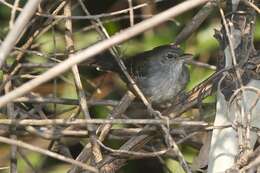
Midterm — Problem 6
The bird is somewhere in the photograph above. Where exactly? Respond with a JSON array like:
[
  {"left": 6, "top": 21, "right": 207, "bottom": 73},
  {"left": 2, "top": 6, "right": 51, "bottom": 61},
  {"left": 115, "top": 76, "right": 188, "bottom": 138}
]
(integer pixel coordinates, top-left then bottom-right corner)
[{"left": 90, "top": 44, "right": 192, "bottom": 105}]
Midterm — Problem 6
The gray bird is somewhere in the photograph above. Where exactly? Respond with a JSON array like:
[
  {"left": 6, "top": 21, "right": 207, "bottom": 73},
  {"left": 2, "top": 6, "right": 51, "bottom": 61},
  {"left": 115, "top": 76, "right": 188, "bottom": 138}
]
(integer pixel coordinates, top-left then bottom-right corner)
[{"left": 91, "top": 45, "right": 191, "bottom": 105}]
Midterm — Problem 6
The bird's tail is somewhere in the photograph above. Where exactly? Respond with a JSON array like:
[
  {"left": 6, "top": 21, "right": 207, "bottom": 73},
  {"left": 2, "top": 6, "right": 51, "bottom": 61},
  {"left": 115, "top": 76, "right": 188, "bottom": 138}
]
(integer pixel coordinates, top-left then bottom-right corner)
[{"left": 83, "top": 51, "right": 119, "bottom": 72}]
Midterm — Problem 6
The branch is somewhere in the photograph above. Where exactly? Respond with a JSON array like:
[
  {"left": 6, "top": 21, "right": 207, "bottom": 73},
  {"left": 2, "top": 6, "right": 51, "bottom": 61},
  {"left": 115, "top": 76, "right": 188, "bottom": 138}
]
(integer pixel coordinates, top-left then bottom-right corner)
[{"left": 0, "top": 0, "right": 209, "bottom": 108}]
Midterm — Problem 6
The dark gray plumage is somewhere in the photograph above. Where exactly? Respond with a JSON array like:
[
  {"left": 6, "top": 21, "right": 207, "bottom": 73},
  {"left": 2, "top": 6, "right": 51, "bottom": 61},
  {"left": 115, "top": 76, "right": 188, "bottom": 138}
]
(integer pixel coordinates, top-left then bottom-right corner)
[
  {"left": 126, "top": 45, "right": 191, "bottom": 105},
  {"left": 92, "top": 45, "right": 191, "bottom": 105}
]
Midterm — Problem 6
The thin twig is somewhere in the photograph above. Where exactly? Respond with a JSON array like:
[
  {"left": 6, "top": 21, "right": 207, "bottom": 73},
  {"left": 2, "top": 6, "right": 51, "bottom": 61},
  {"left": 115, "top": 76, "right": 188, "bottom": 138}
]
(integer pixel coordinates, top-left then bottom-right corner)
[
  {"left": 175, "top": 0, "right": 217, "bottom": 44},
  {"left": 0, "top": 0, "right": 41, "bottom": 68},
  {"left": 0, "top": 136, "right": 98, "bottom": 173},
  {"left": 241, "top": 0, "right": 260, "bottom": 14},
  {"left": 188, "top": 60, "right": 217, "bottom": 70},
  {"left": 9, "top": 0, "right": 20, "bottom": 29},
  {"left": 98, "top": 91, "right": 136, "bottom": 141},
  {"left": 14, "top": 96, "right": 119, "bottom": 106},
  {"left": 64, "top": 0, "right": 103, "bottom": 164},
  {"left": 97, "top": 139, "right": 169, "bottom": 157},
  {"left": 18, "top": 150, "right": 37, "bottom": 173},
  {"left": 0, "top": 0, "right": 147, "bottom": 20},
  {"left": 128, "top": 0, "right": 134, "bottom": 26},
  {"left": 4, "top": 74, "right": 17, "bottom": 173},
  {"left": 0, "top": 118, "right": 209, "bottom": 126},
  {"left": 0, "top": 0, "right": 209, "bottom": 107},
  {"left": 0, "top": 1, "right": 66, "bottom": 92}
]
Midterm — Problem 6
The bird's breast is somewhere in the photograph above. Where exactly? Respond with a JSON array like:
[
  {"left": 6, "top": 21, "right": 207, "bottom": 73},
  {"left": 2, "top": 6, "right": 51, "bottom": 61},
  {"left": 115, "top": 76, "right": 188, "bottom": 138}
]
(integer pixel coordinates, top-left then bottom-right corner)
[{"left": 133, "top": 63, "right": 189, "bottom": 105}]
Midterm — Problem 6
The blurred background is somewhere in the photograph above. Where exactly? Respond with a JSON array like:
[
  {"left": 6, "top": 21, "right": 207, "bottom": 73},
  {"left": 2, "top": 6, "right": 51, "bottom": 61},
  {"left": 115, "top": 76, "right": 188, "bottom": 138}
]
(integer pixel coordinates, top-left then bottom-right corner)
[{"left": 0, "top": 0, "right": 259, "bottom": 172}]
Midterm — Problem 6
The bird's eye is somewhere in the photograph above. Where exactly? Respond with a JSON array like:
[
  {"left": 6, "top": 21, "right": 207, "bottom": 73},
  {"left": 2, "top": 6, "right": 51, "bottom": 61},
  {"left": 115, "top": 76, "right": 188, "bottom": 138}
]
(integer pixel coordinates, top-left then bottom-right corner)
[{"left": 166, "top": 53, "right": 176, "bottom": 59}]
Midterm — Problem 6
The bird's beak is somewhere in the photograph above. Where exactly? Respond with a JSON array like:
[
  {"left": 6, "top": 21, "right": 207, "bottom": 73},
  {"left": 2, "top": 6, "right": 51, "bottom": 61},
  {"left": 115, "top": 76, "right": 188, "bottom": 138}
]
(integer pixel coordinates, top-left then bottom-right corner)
[{"left": 180, "top": 53, "right": 193, "bottom": 62}]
